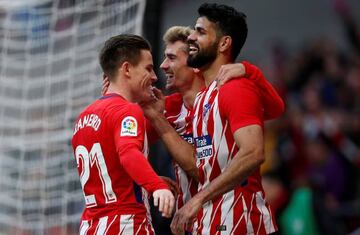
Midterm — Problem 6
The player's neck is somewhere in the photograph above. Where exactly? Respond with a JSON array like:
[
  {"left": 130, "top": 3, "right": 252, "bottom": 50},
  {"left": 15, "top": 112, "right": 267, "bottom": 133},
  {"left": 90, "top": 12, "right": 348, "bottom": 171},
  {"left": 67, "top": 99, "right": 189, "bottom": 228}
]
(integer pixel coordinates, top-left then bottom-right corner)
[
  {"left": 202, "top": 55, "right": 232, "bottom": 87},
  {"left": 107, "top": 83, "right": 134, "bottom": 102},
  {"left": 179, "top": 74, "right": 204, "bottom": 109}
]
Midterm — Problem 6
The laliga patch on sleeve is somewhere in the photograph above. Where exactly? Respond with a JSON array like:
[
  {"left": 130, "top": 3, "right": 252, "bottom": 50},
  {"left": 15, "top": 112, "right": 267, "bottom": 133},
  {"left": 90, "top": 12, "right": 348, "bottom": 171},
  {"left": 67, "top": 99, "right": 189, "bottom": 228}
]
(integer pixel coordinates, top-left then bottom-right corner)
[{"left": 120, "top": 116, "right": 138, "bottom": 136}]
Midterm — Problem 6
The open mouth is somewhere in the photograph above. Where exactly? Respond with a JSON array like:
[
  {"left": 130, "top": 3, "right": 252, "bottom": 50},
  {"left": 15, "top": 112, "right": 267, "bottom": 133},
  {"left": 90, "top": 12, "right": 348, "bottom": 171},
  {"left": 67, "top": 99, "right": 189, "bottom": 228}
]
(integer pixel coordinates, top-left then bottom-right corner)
[
  {"left": 165, "top": 73, "right": 174, "bottom": 79},
  {"left": 189, "top": 44, "right": 199, "bottom": 55}
]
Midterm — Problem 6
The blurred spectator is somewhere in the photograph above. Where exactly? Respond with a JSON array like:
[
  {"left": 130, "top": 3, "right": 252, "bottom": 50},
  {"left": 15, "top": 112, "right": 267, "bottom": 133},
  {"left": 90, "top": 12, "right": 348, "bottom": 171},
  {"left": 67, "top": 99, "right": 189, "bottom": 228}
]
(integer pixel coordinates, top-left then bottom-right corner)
[{"left": 259, "top": 1, "right": 360, "bottom": 234}]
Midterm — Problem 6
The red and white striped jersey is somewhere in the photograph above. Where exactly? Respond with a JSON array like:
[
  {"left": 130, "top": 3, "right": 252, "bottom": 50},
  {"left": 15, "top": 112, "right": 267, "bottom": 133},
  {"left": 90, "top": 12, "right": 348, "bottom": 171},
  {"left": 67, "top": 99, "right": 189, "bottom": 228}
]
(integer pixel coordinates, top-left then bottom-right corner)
[
  {"left": 192, "top": 80, "right": 277, "bottom": 235},
  {"left": 72, "top": 93, "right": 168, "bottom": 234},
  {"left": 164, "top": 93, "right": 198, "bottom": 210}
]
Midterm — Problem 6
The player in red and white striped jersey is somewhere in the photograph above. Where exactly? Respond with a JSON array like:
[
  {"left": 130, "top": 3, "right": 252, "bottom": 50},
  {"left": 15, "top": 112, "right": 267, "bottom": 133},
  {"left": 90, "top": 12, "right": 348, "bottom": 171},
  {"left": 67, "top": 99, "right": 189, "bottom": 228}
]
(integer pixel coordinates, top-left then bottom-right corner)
[
  {"left": 146, "top": 26, "right": 255, "bottom": 214},
  {"left": 150, "top": 3, "right": 285, "bottom": 235},
  {"left": 72, "top": 35, "right": 174, "bottom": 235}
]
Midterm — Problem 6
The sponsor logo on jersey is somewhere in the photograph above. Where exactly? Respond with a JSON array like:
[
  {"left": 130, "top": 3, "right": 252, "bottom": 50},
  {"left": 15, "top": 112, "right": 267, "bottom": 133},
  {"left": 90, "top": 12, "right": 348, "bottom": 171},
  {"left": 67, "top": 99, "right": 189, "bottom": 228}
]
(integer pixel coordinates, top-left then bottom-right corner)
[
  {"left": 181, "top": 133, "right": 194, "bottom": 145},
  {"left": 194, "top": 135, "right": 213, "bottom": 159},
  {"left": 120, "top": 116, "right": 138, "bottom": 136}
]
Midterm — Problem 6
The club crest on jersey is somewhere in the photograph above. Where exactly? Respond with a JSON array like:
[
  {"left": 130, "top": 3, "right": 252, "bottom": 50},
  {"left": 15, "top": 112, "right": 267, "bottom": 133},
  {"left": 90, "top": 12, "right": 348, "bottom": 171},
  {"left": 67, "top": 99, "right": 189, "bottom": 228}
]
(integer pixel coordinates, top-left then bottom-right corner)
[
  {"left": 203, "top": 103, "right": 211, "bottom": 118},
  {"left": 120, "top": 116, "right": 138, "bottom": 136}
]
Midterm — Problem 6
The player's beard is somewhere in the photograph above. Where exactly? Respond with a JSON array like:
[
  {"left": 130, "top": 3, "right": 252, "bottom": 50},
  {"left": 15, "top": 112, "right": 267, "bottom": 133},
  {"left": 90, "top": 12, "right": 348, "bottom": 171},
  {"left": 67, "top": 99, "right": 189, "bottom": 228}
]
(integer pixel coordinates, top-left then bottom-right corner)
[{"left": 187, "top": 40, "right": 218, "bottom": 69}]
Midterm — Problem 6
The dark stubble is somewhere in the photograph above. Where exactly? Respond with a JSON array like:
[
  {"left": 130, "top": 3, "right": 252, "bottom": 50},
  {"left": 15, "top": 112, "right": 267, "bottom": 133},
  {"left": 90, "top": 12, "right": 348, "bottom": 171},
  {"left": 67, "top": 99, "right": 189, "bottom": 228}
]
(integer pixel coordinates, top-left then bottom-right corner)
[{"left": 187, "top": 39, "right": 218, "bottom": 69}]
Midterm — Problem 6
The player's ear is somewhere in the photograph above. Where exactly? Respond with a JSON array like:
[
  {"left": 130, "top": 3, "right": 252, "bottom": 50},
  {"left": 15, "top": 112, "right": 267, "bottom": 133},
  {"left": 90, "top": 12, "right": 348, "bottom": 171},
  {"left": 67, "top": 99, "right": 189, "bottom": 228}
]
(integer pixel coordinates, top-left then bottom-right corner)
[
  {"left": 120, "top": 61, "right": 131, "bottom": 78},
  {"left": 219, "top": 36, "right": 232, "bottom": 53}
]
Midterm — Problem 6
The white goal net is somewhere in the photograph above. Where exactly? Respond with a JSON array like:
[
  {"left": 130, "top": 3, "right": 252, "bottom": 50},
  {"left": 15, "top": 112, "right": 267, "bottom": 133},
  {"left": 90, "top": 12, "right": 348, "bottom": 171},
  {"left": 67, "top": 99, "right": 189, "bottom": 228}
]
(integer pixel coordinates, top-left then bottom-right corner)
[{"left": 0, "top": 0, "right": 146, "bottom": 234}]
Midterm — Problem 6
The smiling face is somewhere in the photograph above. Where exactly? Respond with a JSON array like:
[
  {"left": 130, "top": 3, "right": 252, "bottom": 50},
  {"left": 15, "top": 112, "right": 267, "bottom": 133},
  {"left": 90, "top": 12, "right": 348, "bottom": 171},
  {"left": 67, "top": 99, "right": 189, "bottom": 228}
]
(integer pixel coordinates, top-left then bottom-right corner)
[
  {"left": 187, "top": 16, "right": 220, "bottom": 69},
  {"left": 129, "top": 49, "right": 157, "bottom": 103},
  {"left": 160, "top": 40, "right": 194, "bottom": 92}
]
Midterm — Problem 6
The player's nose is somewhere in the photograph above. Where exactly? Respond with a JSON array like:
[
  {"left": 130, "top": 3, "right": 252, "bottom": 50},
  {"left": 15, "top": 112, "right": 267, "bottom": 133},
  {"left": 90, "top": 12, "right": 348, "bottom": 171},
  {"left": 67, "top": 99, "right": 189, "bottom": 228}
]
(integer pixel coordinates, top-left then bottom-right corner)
[
  {"left": 187, "top": 30, "right": 196, "bottom": 42},
  {"left": 151, "top": 71, "right": 157, "bottom": 83},
  {"left": 160, "top": 58, "right": 169, "bottom": 71}
]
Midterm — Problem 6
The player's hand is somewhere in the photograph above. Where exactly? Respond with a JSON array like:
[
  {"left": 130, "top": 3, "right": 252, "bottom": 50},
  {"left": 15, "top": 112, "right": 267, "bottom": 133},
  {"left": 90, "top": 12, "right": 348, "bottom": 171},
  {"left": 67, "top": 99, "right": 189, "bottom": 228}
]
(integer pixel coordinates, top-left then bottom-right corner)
[
  {"left": 101, "top": 74, "right": 110, "bottom": 95},
  {"left": 215, "top": 63, "right": 246, "bottom": 88},
  {"left": 160, "top": 176, "right": 180, "bottom": 199},
  {"left": 170, "top": 196, "right": 202, "bottom": 235},
  {"left": 153, "top": 189, "right": 175, "bottom": 218},
  {"left": 140, "top": 87, "right": 165, "bottom": 119}
]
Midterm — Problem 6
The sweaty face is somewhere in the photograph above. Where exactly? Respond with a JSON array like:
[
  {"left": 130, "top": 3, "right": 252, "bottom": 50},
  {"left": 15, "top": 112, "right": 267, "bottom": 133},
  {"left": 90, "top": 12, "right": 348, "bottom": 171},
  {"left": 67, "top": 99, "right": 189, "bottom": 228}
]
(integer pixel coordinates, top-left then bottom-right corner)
[
  {"left": 160, "top": 41, "right": 194, "bottom": 92},
  {"left": 129, "top": 50, "right": 157, "bottom": 103},
  {"left": 187, "top": 17, "right": 219, "bottom": 69}
]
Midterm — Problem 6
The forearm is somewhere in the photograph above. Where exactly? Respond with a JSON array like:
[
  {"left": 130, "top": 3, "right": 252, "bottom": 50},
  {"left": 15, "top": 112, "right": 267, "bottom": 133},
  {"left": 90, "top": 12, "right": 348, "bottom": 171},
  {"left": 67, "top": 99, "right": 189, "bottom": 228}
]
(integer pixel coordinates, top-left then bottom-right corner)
[
  {"left": 149, "top": 113, "right": 199, "bottom": 181},
  {"left": 120, "top": 146, "right": 168, "bottom": 194},
  {"left": 193, "top": 148, "right": 264, "bottom": 205}
]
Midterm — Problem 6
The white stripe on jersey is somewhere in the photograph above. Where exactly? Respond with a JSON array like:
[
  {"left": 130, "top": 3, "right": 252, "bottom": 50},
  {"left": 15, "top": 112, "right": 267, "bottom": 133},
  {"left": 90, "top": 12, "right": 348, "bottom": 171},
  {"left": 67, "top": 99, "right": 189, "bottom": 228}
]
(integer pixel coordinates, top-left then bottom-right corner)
[
  {"left": 201, "top": 82, "right": 217, "bottom": 134},
  {"left": 220, "top": 190, "right": 235, "bottom": 234},
  {"left": 255, "top": 192, "right": 276, "bottom": 234},
  {"left": 177, "top": 165, "right": 190, "bottom": 202},
  {"left": 242, "top": 196, "right": 254, "bottom": 234},
  {"left": 143, "top": 131, "right": 149, "bottom": 157},
  {"left": 213, "top": 110, "right": 230, "bottom": 172},
  {"left": 80, "top": 220, "right": 90, "bottom": 235},
  {"left": 120, "top": 214, "right": 134, "bottom": 234},
  {"left": 193, "top": 93, "right": 203, "bottom": 135},
  {"left": 95, "top": 216, "right": 108, "bottom": 235},
  {"left": 200, "top": 202, "right": 213, "bottom": 235}
]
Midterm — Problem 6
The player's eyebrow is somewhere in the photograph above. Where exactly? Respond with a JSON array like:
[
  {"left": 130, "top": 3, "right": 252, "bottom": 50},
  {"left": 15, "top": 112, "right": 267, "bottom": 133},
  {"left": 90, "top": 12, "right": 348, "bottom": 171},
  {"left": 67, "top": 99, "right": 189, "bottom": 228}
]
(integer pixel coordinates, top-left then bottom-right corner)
[
  {"left": 164, "top": 52, "right": 176, "bottom": 58},
  {"left": 194, "top": 25, "right": 206, "bottom": 34}
]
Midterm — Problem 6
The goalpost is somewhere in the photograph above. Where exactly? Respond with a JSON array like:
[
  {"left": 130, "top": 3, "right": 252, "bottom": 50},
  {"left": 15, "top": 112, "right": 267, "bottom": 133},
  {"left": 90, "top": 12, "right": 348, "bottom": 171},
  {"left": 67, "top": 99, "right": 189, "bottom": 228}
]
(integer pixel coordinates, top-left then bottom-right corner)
[{"left": 0, "top": 0, "right": 147, "bottom": 234}]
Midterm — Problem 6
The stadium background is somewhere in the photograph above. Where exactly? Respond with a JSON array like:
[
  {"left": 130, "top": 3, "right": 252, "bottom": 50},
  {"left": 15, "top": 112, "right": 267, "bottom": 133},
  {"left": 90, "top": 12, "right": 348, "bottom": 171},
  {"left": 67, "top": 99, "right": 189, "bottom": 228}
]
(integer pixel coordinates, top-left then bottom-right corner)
[{"left": 0, "top": 0, "right": 359, "bottom": 234}]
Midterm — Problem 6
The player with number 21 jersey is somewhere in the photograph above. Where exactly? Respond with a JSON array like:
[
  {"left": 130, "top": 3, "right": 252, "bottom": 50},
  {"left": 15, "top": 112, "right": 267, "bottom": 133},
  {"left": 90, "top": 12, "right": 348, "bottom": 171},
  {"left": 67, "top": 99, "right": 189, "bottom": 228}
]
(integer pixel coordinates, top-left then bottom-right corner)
[{"left": 72, "top": 93, "right": 169, "bottom": 234}]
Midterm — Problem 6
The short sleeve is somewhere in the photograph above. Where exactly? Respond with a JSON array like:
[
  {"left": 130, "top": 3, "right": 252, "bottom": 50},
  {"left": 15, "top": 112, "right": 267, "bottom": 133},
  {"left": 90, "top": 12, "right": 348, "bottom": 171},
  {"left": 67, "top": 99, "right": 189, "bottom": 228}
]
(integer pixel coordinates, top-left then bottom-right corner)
[
  {"left": 109, "top": 103, "right": 146, "bottom": 156},
  {"left": 219, "top": 79, "right": 264, "bottom": 134}
]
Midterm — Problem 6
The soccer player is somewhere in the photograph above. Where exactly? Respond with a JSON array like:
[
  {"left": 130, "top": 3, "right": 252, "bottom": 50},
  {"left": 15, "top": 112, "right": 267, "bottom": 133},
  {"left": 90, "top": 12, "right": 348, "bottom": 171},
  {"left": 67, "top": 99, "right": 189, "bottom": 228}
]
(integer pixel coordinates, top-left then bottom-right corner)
[
  {"left": 71, "top": 34, "right": 174, "bottom": 235},
  {"left": 145, "top": 3, "right": 284, "bottom": 235}
]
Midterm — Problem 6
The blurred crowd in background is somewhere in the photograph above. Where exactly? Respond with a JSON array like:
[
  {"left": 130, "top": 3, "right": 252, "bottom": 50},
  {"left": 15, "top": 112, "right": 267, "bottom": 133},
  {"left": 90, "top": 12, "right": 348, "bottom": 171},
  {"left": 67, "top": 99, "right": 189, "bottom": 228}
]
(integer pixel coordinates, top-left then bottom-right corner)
[{"left": 256, "top": 1, "right": 360, "bottom": 234}]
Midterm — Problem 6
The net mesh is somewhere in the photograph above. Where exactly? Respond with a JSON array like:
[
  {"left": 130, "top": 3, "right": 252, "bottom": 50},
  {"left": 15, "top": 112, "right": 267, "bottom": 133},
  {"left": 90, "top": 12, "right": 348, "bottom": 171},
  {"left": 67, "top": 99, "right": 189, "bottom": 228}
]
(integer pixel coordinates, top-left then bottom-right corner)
[{"left": 0, "top": 0, "right": 146, "bottom": 234}]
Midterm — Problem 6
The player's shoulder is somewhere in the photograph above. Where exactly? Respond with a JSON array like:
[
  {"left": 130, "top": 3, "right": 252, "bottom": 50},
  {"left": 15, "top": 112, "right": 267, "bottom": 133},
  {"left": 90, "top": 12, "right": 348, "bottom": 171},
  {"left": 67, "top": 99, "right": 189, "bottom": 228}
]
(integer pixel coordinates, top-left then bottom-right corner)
[
  {"left": 220, "top": 77, "right": 258, "bottom": 93},
  {"left": 109, "top": 100, "right": 143, "bottom": 117}
]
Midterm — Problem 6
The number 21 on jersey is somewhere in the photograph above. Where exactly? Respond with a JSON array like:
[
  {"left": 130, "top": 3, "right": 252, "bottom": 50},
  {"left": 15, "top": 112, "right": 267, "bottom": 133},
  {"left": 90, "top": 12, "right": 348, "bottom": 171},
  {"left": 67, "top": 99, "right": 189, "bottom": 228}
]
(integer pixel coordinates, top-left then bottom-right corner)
[{"left": 75, "top": 143, "right": 117, "bottom": 208}]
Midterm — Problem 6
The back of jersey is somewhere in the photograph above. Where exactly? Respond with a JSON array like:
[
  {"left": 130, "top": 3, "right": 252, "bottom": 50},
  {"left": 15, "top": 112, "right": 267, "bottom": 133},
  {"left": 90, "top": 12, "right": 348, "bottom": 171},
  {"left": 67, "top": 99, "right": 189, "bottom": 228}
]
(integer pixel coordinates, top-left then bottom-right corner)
[{"left": 72, "top": 94, "right": 147, "bottom": 220}]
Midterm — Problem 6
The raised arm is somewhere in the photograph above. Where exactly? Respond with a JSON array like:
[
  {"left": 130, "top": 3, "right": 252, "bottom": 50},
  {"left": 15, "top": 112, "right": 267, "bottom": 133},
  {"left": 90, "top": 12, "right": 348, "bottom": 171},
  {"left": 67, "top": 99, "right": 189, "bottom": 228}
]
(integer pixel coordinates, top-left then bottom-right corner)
[
  {"left": 140, "top": 88, "right": 199, "bottom": 181},
  {"left": 215, "top": 61, "right": 285, "bottom": 120},
  {"left": 243, "top": 62, "right": 284, "bottom": 120}
]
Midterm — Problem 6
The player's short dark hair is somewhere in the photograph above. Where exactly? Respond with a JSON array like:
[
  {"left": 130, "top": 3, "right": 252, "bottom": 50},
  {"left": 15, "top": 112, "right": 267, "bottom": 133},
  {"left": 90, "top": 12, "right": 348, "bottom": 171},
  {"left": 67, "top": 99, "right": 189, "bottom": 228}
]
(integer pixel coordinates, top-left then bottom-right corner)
[
  {"left": 99, "top": 34, "right": 151, "bottom": 81},
  {"left": 198, "top": 3, "right": 247, "bottom": 61}
]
